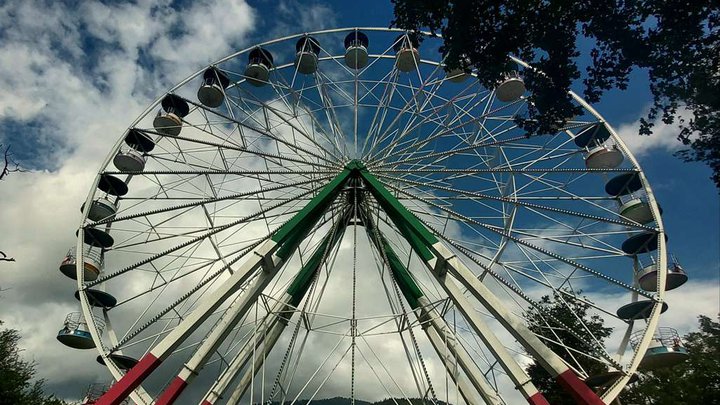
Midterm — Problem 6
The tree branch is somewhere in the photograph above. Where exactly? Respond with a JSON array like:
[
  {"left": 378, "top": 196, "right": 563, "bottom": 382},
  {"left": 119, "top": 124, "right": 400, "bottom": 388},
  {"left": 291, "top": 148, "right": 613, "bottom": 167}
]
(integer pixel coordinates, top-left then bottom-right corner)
[
  {"left": 0, "top": 251, "right": 15, "bottom": 262},
  {"left": 1, "top": 144, "right": 19, "bottom": 263},
  {"left": 0, "top": 144, "right": 21, "bottom": 181}
]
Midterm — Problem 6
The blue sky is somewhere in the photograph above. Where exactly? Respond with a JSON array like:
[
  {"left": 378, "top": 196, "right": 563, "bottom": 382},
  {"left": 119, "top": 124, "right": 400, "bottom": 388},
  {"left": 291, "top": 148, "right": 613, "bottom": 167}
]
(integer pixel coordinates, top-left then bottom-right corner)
[{"left": 0, "top": 0, "right": 717, "bottom": 402}]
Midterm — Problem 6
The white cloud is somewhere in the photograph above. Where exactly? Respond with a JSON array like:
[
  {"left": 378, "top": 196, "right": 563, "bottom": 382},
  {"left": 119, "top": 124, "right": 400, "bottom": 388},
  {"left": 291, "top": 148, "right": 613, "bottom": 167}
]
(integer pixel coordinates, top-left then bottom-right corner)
[
  {"left": 0, "top": 0, "right": 259, "bottom": 400},
  {"left": 614, "top": 108, "right": 693, "bottom": 157}
]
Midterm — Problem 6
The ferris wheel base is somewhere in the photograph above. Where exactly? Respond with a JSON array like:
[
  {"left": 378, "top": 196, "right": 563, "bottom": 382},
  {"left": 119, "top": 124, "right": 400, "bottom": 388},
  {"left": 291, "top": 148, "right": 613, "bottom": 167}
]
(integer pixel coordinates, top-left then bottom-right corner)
[
  {"left": 557, "top": 369, "right": 607, "bottom": 405},
  {"left": 95, "top": 353, "right": 160, "bottom": 405},
  {"left": 528, "top": 393, "right": 551, "bottom": 405},
  {"left": 155, "top": 376, "right": 187, "bottom": 405}
]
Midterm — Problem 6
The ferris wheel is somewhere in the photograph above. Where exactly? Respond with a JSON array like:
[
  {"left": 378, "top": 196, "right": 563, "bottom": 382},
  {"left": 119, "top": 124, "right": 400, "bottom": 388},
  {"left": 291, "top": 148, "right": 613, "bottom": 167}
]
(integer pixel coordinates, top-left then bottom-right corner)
[{"left": 54, "top": 27, "right": 690, "bottom": 405}]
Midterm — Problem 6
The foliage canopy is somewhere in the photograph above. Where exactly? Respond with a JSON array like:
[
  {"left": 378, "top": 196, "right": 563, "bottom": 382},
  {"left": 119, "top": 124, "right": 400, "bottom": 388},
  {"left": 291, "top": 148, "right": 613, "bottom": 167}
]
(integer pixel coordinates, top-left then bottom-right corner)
[
  {"left": 621, "top": 315, "right": 720, "bottom": 405},
  {"left": 0, "top": 321, "right": 67, "bottom": 405},
  {"left": 522, "top": 291, "right": 720, "bottom": 404},
  {"left": 391, "top": 0, "right": 720, "bottom": 186},
  {"left": 525, "top": 292, "right": 612, "bottom": 404}
]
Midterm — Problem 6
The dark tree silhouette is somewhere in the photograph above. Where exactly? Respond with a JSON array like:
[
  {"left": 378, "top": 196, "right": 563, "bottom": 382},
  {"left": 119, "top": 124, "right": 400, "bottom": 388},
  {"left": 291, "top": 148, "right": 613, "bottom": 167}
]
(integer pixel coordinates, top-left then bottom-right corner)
[
  {"left": 0, "top": 320, "right": 68, "bottom": 404},
  {"left": 0, "top": 143, "right": 19, "bottom": 263},
  {"left": 391, "top": 1, "right": 720, "bottom": 186},
  {"left": 0, "top": 143, "right": 20, "bottom": 181},
  {"left": 622, "top": 316, "right": 720, "bottom": 405},
  {"left": 524, "top": 292, "right": 612, "bottom": 404}
]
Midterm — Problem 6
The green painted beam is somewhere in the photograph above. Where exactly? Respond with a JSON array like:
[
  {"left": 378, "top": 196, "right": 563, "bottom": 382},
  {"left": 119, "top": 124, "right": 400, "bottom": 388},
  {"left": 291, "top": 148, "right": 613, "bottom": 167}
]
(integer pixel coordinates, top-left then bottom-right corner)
[
  {"left": 361, "top": 206, "right": 425, "bottom": 309},
  {"left": 272, "top": 163, "right": 359, "bottom": 260},
  {"left": 378, "top": 233, "right": 424, "bottom": 309},
  {"left": 358, "top": 166, "right": 437, "bottom": 261},
  {"left": 286, "top": 220, "right": 348, "bottom": 307},
  {"left": 271, "top": 159, "right": 438, "bottom": 310}
]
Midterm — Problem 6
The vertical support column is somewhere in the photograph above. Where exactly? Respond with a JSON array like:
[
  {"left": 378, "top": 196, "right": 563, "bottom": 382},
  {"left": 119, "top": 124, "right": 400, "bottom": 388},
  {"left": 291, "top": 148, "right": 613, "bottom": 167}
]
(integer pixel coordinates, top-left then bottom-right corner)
[
  {"left": 155, "top": 266, "right": 278, "bottom": 405},
  {"left": 199, "top": 218, "right": 348, "bottom": 405},
  {"left": 427, "top": 269, "right": 548, "bottom": 405},
  {"left": 359, "top": 167, "right": 605, "bottom": 405},
  {"left": 199, "top": 306, "right": 280, "bottom": 405},
  {"left": 363, "top": 220, "right": 505, "bottom": 405},
  {"left": 433, "top": 243, "right": 605, "bottom": 405},
  {"left": 417, "top": 296, "right": 505, "bottom": 405},
  {"left": 96, "top": 240, "right": 276, "bottom": 405},
  {"left": 225, "top": 318, "right": 287, "bottom": 404},
  {"left": 363, "top": 221, "right": 506, "bottom": 405},
  {"left": 97, "top": 166, "right": 354, "bottom": 405}
]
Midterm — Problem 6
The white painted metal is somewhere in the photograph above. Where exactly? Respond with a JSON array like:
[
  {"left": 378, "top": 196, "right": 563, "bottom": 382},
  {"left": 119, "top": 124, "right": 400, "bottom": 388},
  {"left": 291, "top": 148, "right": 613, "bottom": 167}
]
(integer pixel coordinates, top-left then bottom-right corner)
[
  {"left": 431, "top": 242, "right": 571, "bottom": 376},
  {"left": 226, "top": 315, "right": 287, "bottom": 404},
  {"left": 416, "top": 296, "right": 504, "bottom": 405},
  {"left": 174, "top": 266, "right": 279, "bottom": 387},
  {"left": 148, "top": 240, "right": 278, "bottom": 361},
  {"left": 424, "top": 325, "right": 478, "bottom": 404},
  {"left": 419, "top": 250, "right": 541, "bottom": 400},
  {"left": 198, "top": 297, "right": 287, "bottom": 405}
]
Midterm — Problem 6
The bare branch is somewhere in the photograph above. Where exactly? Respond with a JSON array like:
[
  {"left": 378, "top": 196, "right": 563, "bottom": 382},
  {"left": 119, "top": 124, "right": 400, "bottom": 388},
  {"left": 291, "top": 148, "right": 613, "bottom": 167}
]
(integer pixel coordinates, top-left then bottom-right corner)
[
  {"left": 0, "top": 144, "right": 19, "bottom": 263},
  {"left": 0, "top": 251, "right": 15, "bottom": 262},
  {"left": 0, "top": 144, "right": 21, "bottom": 181}
]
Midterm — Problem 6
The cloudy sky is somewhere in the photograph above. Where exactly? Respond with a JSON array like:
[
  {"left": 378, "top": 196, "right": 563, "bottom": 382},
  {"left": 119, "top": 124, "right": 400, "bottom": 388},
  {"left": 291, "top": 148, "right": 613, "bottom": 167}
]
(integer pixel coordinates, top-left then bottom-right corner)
[{"left": 0, "top": 0, "right": 718, "bottom": 403}]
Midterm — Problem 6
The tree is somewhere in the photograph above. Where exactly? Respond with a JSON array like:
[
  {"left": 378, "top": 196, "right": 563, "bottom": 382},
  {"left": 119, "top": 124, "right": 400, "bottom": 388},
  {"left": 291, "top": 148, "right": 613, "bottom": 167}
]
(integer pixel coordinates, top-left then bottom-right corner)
[
  {"left": 524, "top": 292, "right": 612, "bottom": 404},
  {"left": 0, "top": 320, "right": 68, "bottom": 405},
  {"left": 621, "top": 315, "right": 720, "bottom": 405},
  {"left": 391, "top": 1, "right": 720, "bottom": 187},
  {"left": 0, "top": 143, "right": 20, "bottom": 262}
]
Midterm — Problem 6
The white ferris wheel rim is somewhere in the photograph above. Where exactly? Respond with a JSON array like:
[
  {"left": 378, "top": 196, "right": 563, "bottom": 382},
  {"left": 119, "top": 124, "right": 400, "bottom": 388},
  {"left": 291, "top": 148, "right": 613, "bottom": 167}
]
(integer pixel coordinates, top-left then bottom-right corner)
[{"left": 70, "top": 26, "right": 668, "bottom": 405}]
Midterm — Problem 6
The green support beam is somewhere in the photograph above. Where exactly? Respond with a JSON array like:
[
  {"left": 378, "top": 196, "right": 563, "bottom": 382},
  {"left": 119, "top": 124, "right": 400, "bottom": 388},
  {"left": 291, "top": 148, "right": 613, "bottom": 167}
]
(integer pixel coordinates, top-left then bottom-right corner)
[
  {"left": 366, "top": 227, "right": 424, "bottom": 308},
  {"left": 357, "top": 163, "right": 437, "bottom": 261},
  {"left": 361, "top": 208, "right": 504, "bottom": 405},
  {"left": 357, "top": 162, "right": 603, "bottom": 405},
  {"left": 286, "top": 216, "right": 348, "bottom": 307},
  {"left": 272, "top": 161, "right": 361, "bottom": 261}
]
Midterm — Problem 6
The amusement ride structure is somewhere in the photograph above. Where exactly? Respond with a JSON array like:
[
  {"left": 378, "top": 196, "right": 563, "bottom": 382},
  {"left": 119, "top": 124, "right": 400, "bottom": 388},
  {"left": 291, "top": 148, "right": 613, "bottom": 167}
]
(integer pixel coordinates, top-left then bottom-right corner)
[{"left": 55, "top": 28, "right": 689, "bottom": 405}]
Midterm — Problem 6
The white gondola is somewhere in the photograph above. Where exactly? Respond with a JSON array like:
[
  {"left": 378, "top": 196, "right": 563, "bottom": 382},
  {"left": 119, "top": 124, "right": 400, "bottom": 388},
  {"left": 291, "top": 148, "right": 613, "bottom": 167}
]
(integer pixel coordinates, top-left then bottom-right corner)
[
  {"left": 575, "top": 123, "right": 624, "bottom": 169},
  {"left": 245, "top": 47, "right": 273, "bottom": 87},
  {"left": 152, "top": 94, "right": 189, "bottom": 136},
  {"left": 585, "top": 371, "right": 638, "bottom": 388},
  {"left": 616, "top": 300, "right": 668, "bottom": 320},
  {"left": 585, "top": 144, "right": 624, "bottom": 169},
  {"left": 606, "top": 172, "right": 660, "bottom": 225},
  {"left": 393, "top": 34, "right": 419, "bottom": 73},
  {"left": 621, "top": 231, "right": 666, "bottom": 255},
  {"left": 81, "top": 197, "right": 117, "bottom": 222},
  {"left": 57, "top": 312, "right": 104, "bottom": 350},
  {"left": 96, "top": 353, "right": 139, "bottom": 370},
  {"left": 295, "top": 36, "right": 320, "bottom": 74},
  {"left": 82, "top": 227, "right": 115, "bottom": 249},
  {"left": 446, "top": 55, "right": 472, "bottom": 83},
  {"left": 197, "top": 67, "right": 230, "bottom": 108},
  {"left": 113, "top": 148, "right": 146, "bottom": 172},
  {"left": 344, "top": 31, "right": 369, "bottom": 69},
  {"left": 59, "top": 245, "right": 104, "bottom": 281},
  {"left": 98, "top": 173, "right": 128, "bottom": 197},
  {"left": 124, "top": 128, "right": 155, "bottom": 153},
  {"left": 631, "top": 327, "right": 689, "bottom": 369},
  {"left": 637, "top": 257, "right": 689, "bottom": 292},
  {"left": 75, "top": 289, "right": 117, "bottom": 309},
  {"left": 619, "top": 197, "right": 655, "bottom": 224},
  {"left": 495, "top": 71, "right": 526, "bottom": 102}
]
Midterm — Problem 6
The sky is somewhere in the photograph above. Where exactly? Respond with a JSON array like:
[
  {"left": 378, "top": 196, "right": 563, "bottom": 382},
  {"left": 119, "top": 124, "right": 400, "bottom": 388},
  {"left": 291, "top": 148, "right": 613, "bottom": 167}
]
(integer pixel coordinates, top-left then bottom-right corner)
[{"left": 0, "top": 0, "right": 718, "bottom": 403}]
